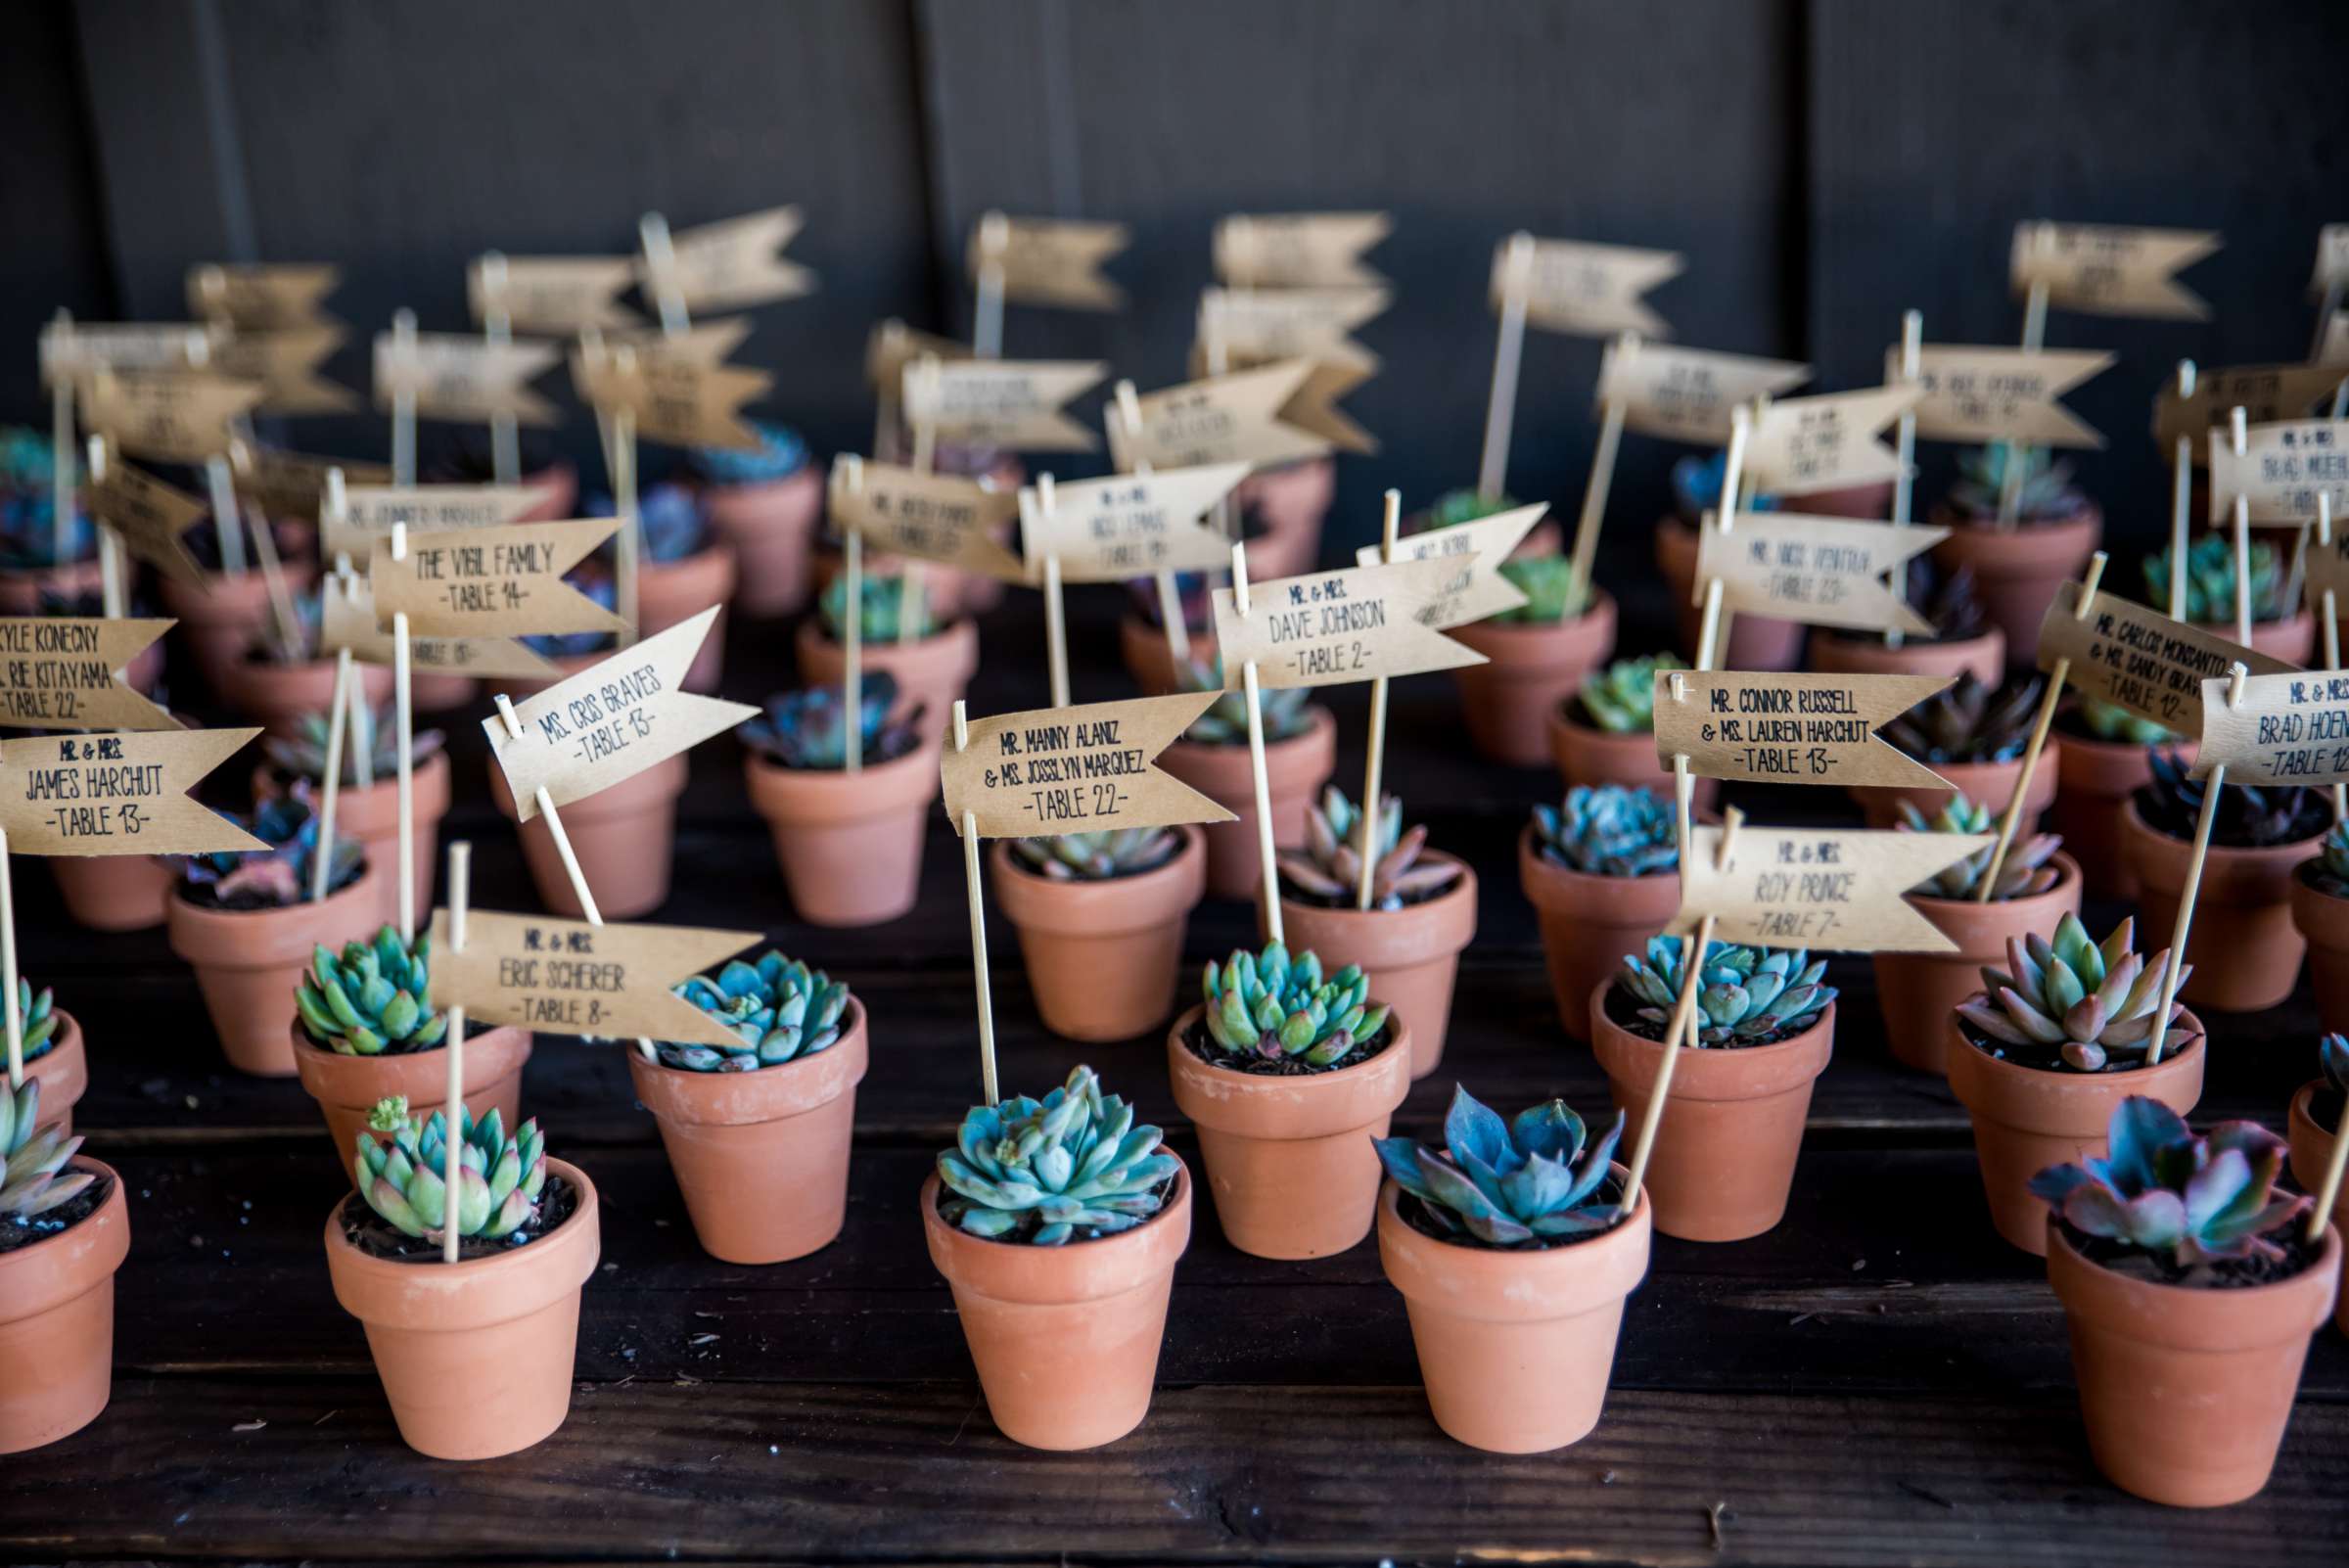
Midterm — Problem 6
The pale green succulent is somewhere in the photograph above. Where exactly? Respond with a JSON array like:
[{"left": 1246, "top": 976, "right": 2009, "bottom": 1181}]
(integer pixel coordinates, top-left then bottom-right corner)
[
  {"left": 1580, "top": 653, "right": 1686, "bottom": 734},
  {"left": 1178, "top": 656, "right": 1313, "bottom": 744},
  {"left": 1957, "top": 914, "right": 2193, "bottom": 1073},
  {"left": 1897, "top": 795, "right": 2061, "bottom": 901},
  {"left": 937, "top": 1066, "right": 1178, "bottom": 1245},
  {"left": 355, "top": 1098, "right": 546, "bottom": 1241},
  {"left": 5, "top": 979, "right": 58, "bottom": 1063},
  {"left": 1200, "top": 942, "right": 1389, "bottom": 1067},
  {"left": 0, "top": 1079, "right": 92, "bottom": 1225}
]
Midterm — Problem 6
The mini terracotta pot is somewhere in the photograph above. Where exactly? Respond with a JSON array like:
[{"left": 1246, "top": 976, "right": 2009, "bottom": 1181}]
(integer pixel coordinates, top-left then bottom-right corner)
[
  {"left": 293, "top": 1024, "right": 533, "bottom": 1182},
  {"left": 638, "top": 544, "right": 738, "bottom": 694},
  {"left": 1238, "top": 458, "right": 1334, "bottom": 577},
  {"left": 0, "top": 558, "right": 104, "bottom": 614},
  {"left": 2190, "top": 608, "right": 2316, "bottom": 667},
  {"left": 1158, "top": 707, "right": 1336, "bottom": 903},
  {"left": 992, "top": 828, "right": 1206, "bottom": 1041},
  {"left": 795, "top": 617, "right": 981, "bottom": 740},
  {"left": 1589, "top": 989, "right": 1834, "bottom": 1242},
  {"left": 1118, "top": 611, "right": 1213, "bottom": 698},
  {"left": 325, "top": 1159, "right": 600, "bottom": 1460},
  {"left": 1377, "top": 1174, "right": 1648, "bottom": 1453},
  {"left": 704, "top": 466, "right": 824, "bottom": 618},
  {"left": 1167, "top": 1005, "right": 1411, "bottom": 1259},
  {"left": 491, "top": 750, "right": 687, "bottom": 920},
  {"left": 1946, "top": 1020, "right": 2205, "bottom": 1255},
  {"left": 1809, "top": 625, "right": 2004, "bottom": 689},
  {"left": 0, "top": 1159, "right": 128, "bottom": 1453},
  {"left": 743, "top": 737, "right": 940, "bottom": 927},
  {"left": 920, "top": 1160, "right": 1191, "bottom": 1451},
  {"left": 2047, "top": 1216, "right": 2337, "bottom": 1507},
  {"left": 1546, "top": 701, "right": 1719, "bottom": 813},
  {"left": 2291, "top": 867, "right": 2349, "bottom": 1037},
  {"left": 258, "top": 752, "right": 450, "bottom": 932},
  {"left": 628, "top": 1002, "right": 868, "bottom": 1265},
  {"left": 161, "top": 564, "right": 317, "bottom": 695},
  {"left": 2285, "top": 1084, "right": 2349, "bottom": 1336},
  {"left": 1517, "top": 828, "right": 1680, "bottom": 1038},
  {"left": 1783, "top": 479, "right": 1896, "bottom": 520},
  {"left": 516, "top": 461, "right": 578, "bottom": 523},
  {"left": 1655, "top": 515, "right": 1802, "bottom": 669},
  {"left": 167, "top": 863, "right": 385, "bottom": 1077},
  {"left": 219, "top": 654, "right": 394, "bottom": 739},
  {"left": 1277, "top": 854, "right": 1477, "bottom": 1081},
  {"left": 1927, "top": 508, "right": 2101, "bottom": 668},
  {"left": 2050, "top": 727, "right": 2182, "bottom": 901},
  {"left": 1852, "top": 745, "right": 2059, "bottom": 832},
  {"left": 1448, "top": 594, "right": 1619, "bottom": 767},
  {"left": 23, "top": 1011, "right": 87, "bottom": 1137},
  {"left": 2121, "top": 797, "right": 2323, "bottom": 1012},
  {"left": 1871, "top": 854, "right": 2084, "bottom": 1075},
  {"left": 49, "top": 853, "right": 172, "bottom": 933}
]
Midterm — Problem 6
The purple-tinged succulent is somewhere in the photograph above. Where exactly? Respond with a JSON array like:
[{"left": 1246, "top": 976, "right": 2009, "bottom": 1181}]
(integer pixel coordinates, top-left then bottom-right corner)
[
  {"left": 740, "top": 673, "right": 923, "bottom": 770},
  {"left": 2029, "top": 1097, "right": 2310, "bottom": 1268},
  {"left": 174, "top": 784, "right": 363, "bottom": 910}
]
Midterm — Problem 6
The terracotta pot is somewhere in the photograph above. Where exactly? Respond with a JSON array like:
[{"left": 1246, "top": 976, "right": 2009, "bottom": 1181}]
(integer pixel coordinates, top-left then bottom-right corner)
[
  {"left": 1166, "top": 1004, "right": 1412, "bottom": 1259},
  {"left": 1871, "top": 854, "right": 2084, "bottom": 1075},
  {"left": 795, "top": 617, "right": 980, "bottom": 740},
  {"left": 325, "top": 1158, "right": 600, "bottom": 1460},
  {"left": 628, "top": 1001, "right": 868, "bottom": 1264},
  {"left": 2121, "top": 797, "right": 2322, "bottom": 1012},
  {"left": 2050, "top": 727, "right": 2181, "bottom": 901},
  {"left": 1946, "top": 1020, "right": 2205, "bottom": 1255},
  {"left": 0, "top": 558, "right": 105, "bottom": 614},
  {"left": 2292, "top": 867, "right": 2349, "bottom": 1038},
  {"left": 2286, "top": 1084, "right": 2349, "bottom": 1336},
  {"left": 1277, "top": 854, "right": 1477, "bottom": 1081},
  {"left": 293, "top": 1024, "right": 533, "bottom": 1183},
  {"left": 2047, "top": 1216, "right": 2337, "bottom": 1506},
  {"left": 920, "top": 1160, "right": 1191, "bottom": 1451},
  {"left": 1782, "top": 479, "right": 1895, "bottom": 520},
  {"left": 1118, "top": 611, "right": 1213, "bottom": 698},
  {"left": 489, "top": 752, "right": 685, "bottom": 920},
  {"left": 23, "top": 1011, "right": 87, "bottom": 1138},
  {"left": 1517, "top": 829, "right": 1680, "bottom": 1038},
  {"left": 992, "top": 828, "right": 1205, "bottom": 1041},
  {"left": 704, "top": 466, "right": 823, "bottom": 618},
  {"left": 1852, "top": 745, "right": 2059, "bottom": 833},
  {"left": 638, "top": 544, "right": 737, "bottom": 694},
  {"left": 166, "top": 863, "right": 385, "bottom": 1077},
  {"left": 407, "top": 669, "right": 477, "bottom": 714},
  {"left": 1238, "top": 458, "right": 1333, "bottom": 577},
  {"left": 1809, "top": 625, "right": 2005, "bottom": 689},
  {"left": 1546, "top": 701, "right": 1720, "bottom": 814},
  {"left": 0, "top": 1159, "right": 128, "bottom": 1453},
  {"left": 1447, "top": 594, "right": 1618, "bottom": 767},
  {"left": 219, "top": 654, "right": 394, "bottom": 739},
  {"left": 258, "top": 751, "right": 450, "bottom": 931},
  {"left": 161, "top": 565, "right": 316, "bottom": 695},
  {"left": 1927, "top": 508, "right": 2102, "bottom": 668},
  {"left": 1378, "top": 1174, "right": 1650, "bottom": 1453},
  {"left": 49, "top": 854, "right": 171, "bottom": 933},
  {"left": 2226, "top": 608, "right": 2317, "bottom": 666},
  {"left": 743, "top": 736, "right": 940, "bottom": 927},
  {"left": 1589, "top": 989, "right": 1834, "bottom": 1242},
  {"left": 516, "top": 461, "right": 578, "bottom": 523},
  {"left": 1158, "top": 707, "right": 1336, "bottom": 903},
  {"left": 1655, "top": 515, "right": 1803, "bottom": 669}
]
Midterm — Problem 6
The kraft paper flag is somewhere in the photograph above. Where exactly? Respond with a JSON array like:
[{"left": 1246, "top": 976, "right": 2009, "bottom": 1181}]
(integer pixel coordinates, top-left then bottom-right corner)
[
  {"left": 1119, "top": 360, "right": 1337, "bottom": 471},
  {"left": 1502, "top": 238, "right": 1682, "bottom": 339},
  {"left": 2193, "top": 670, "right": 2349, "bottom": 786},
  {"left": 427, "top": 907, "right": 760, "bottom": 1047},
  {"left": 1652, "top": 671, "right": 1957, "bottom": 790},
  {"left": 829, "top": 463, "right": 1025, "bottom": 582},
  {"left": 2324, "top": 313, "right": 2349, "bottom": 370},
  {"left": 2038, "top": 582, "right": 2292, "bottom": 734},
  {"left": 1668, "top": 823, "right": 1992, "bottom": 953},
  {"left": 975, "top": 217, "right": 1128, "bottom": 311},
  {"left": 1740, "top": 385, "right": 1920, "bottom": 493},
  {"left": 319, "top": 573, "right": 556, "bottom": 680},
  {"left": 469, "top": 254, "right": 641, "bottom": 334},
  {"left": 570, "top": 341, "right": 769, "bottom": 451},
  {"left": 370, "top": 518, "right": 628, "bottom": 639},
  {"left": 600, "top": 316, "right": 756, "bottom": 367},
  {"left": 2010, "top": 222, "right": 2220, "bottom": 320},
  {"left": 1893, "top": 345, "right": 2113, "bottom": 448},
  {"left": 2301, "top": 521, "right": 2349, "bottom": 612},
  {"left": 901, "top": 359, "right": 1104, "bottom": 451},
  {"left": 210, "top": 325, "right": 356, "bottom": 415},
  {"left": 1212, "top": 557, "right": 1488, "bottom": 690},
  {"left": 2313, "top": 225, "right": 2349, "bottom": 298},
  {"left": 188, "top": 263, "right": 339, "bottom": 329},
  {"left": 323, "top": 483, "right": 545, "bottom": 561},
  {"left": 2208, "top": 421, "right": 2349, "bottom": 524},
  {"left": 1595, "top": 340, "right": 1810, "bottom": 443},
  {"left": 80, "top": 369, "right": 262, "bottom": 464},
  {"left": 642, "top": 205, "right": 816, "bottom": 313},
  {"left": 484, "top": 607, "right": 755, "bottom": 820},
  {"left": 232, "top": 446, "right": 391, "bottom": 526},
  {"left": 1201, "top": 287, "right": 1387, "bottom": 373},
  {"left": 1695, "top": 512, "right": 1946, "bottom": 636},
  {"left": 942, "top": 693, "right": 1236, "bottom": 839},
  {"left": 0, "top": 619, "right": 179, "bottom": 732},
  {"left": 84, "top": 454, "right": 207, "bottom": 588},
  {"left": 1352, "top": 502, "right": 1548, "bottom": 628},
  {"left": 38, "top": 320, "right": 212, "bottom": 384},
  {"left": 1215, "top": 212, "right": 1390, "bottom": 288},
  {"left": 866, "top": 321, "right": 970, "bottom": 393},
  {"left": 375, "top": 332, "right": 560, "bottom": 427},
  {"left": 0, "top": 728, "right": 267, "bottom": 857},
  {"left": 2154, "top": 362, "right": 2349, "bottom": 456},
  {"left": 1026, "top": 463, "right": 1251, "bottom": 581}
]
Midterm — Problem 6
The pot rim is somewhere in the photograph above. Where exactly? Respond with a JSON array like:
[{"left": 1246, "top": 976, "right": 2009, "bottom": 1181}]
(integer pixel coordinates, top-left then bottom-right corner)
[
  {"left": 1164, "top": 999, "right": 1413, "bottom": 1135},
  {"left": 324, "top": 1156, "right": 601, "bottom": 1329},
  {"left": 166, "top": 861, "right": 385, "bottom": 968},
  {"left": 1376, "top": 1166, "right": 1651, "bottom": 1320},
  {"left": 291, "top": 1021, "right": 533, "bottom": 1106},
  {"left": 0, "top": 1156, "right": 129, "bottom": 1325},
  {"left": 1901, "top": 850, "right": 2083, "bottom": 919},
  {"left": 1161, "top": 701, "right": 1336, "bottom": 762},
  {"left": 624, "top": 998, "right": 870, "bottom": 1126},
  {"left": 1588, "top": 985, "right": 1837, "bottom": 1100},
  {"left": 919, "top": 1157, "right": 1192, "bottom": 1306},
  {"left": 2121, "top": 793, "right": 2331, "bottom": 866},
  {"left": 1516, "top": 822, "right": 1684, "bottom": 913},
  {"left": 797, "top": 613, "right": 977, "bottom": 655},
  {"left": 990, "top": 824, "right": 1205, "bottom": 936},
  {"left": 1945, "top": 1010, "right": 2207, "bottom": 1123},
  {"left": 2045, "top": 1208, "right": 2340, "bottom": 1350},
  {"left": 1274, "top": 850, "right": 1479, "bottom": 950},
  {"left": 742, "top": 731, "right": 943, "bottom": 821}
]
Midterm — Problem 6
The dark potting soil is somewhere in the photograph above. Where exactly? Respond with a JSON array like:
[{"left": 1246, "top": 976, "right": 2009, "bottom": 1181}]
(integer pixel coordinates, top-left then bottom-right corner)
[
  {"left": 1601, "top": 983, "right": 1811, "bottom": 1050},
  {"left": 1181, "top": 1017, "right": 1390, "bottom": 1077},
  {"left": 1395, "top": 1184, "right": 1633, "bottom": 1253},
  {"left": 1956, "top": 1019, "right": 2193, "bottom": 1077},
  {"left": 2130, "top": 783, "right": 2330, "bottom": 851},
  {"left": 2062, "top": 1222, "right": 2327, "bottom": 1291},
  {"left": 176, "top": 875, "right": 367, "bottom": 915},
  {"left": 931, "top": 1173, "right": 1178, "bottom": 1246},
  {"left": 0, "top": 1169, "right": 113, "bottom": 1256},
  {"left": 338, "top": 1173, "right": 578, "bottom": 1263}
]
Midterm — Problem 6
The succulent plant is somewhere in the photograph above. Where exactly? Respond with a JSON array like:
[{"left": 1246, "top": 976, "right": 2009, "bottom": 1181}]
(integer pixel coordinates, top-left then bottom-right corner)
[
  {"left": 1176, "top": 656, "right": 1313, "bottom": 744},
  {"left": 296, "top": 926, "right": 447, "bottom": 1057},
  {"left": 1948, "top": 444, "right": 2087, "bottom": 525},
  {"left": 1492, "top": 555, "right": 1591, "bottom": 624},
  {"left": 1871, "top": 557, "right": 1987, "bottom": 644},
  {"left": 264, "top": 705, "right": 445, "bottom": 789},
  {"left": 525, "top": 562, "right": 619, "bottom": 660},
  {"left": 819, "top": 571, "right": 940, "bottom": 643},
  {"left": 0, "top": 426, "right": 95, "bottom": 570},
  {"left": 2308, "top": 822, "right": 2349, "bottom": 899},
  {"left": 1897, "top": 794, "right": 2061, "bottom": 900},
  {"left": 1670, "top": 449, "right": 1780, "bottom": 527},
  {"left": 1879, "top": 673, "right": 2043, "bottom": 765},
  {"left": 355, "top": 1098, "right": 547, "bottom": 1242},
  {"left": 2138, "top": 745, "right": 2326, "bottom": 849},
  {"left": 1579, "top": 653, "right": 1686, "bottom": 734},
  {"left": 1011, "top": 827, "right": 1180, "bottom": 881},
  {"left": 1426, "top": 488, "right": 1519, "bottom": 530},
  {"left": 2142, "top": 532, "right": 2283, "bottom": 626},
  {"left": 1377, "top": 1086, "right": 1626, "bottom": 1247},
  {"left": 2314, "top": 1034, "right": 2348, "bottom": 1133},
  {"left": 0, "top": 1079, "right": 93, "bottom": 1226},
  {"left": 1532, "top": 785, "right": 1679, "bottom": 878},
  {"left": 1277, "top": 788, "right": 1463, "bottom": 910},
  {"left": 1957, "top": 914, "right": 2196, "bottom": 1073},
  {"left": 590, "top": 482, "right": 708, "bottom": 565},
  {"left": 2030, "top": 1097, "right": 2309, "bottom": 1268},
  {"left": 251, "top": 588, "right": 324, "bottom": 665},
  {"left": 2070, "top": 696, "right": 2173, "bottom": 746},
  {"left": 4, "top": 980, "right": 59, "bottom": 1063},
  {"left": 1123, "top": 571, "right": 1212, "bottom": 632},
  {"left": 662, "top": 951, "right": 852, "bottom": 1073},
  {"left": 1615, "top": 938, "right": 1834, "bottom": 1047},
  {"left": 1199, "top": 942, "right": 1391, "bottom": 1067},
  {"left": 695, "top": 419, "right": 810, "bottom": 485},
  {"left": 173, "top": 786, "right": 363, "bottom": 910},
  {"left": 740, "top": 673, "right": 923, "bottom": 770},
  {"left": 937, "top": 1065, "right": 1178, "bottom": 1244}
]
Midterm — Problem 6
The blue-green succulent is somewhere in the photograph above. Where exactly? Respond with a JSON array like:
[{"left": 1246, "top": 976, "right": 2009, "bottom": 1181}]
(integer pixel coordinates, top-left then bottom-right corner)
[
  {"left": 355, "top": 1098, "right": 547, "bottom": 1242},
  {"left": 1199, "top": 943, "right": 1390, "bottom": 1067},
  {"left": 1377, "top": 1086, "right": 1626, "bottom": 1247},
  {"left": 1615, "top": 938, "right": 1833, "bottom": 1047},
  {"left": 937, "top": 1066, "right": 1178, "bottom": 1245},
  {"left": 662, "top": 951, "right": 852, "bottom": 1072},
  {"left": 2030, "top": 1097, "right": 2308, "bottom": 1268},
  {"left": 1533, "top": 785, "right": 1678, "bottom": 878}
]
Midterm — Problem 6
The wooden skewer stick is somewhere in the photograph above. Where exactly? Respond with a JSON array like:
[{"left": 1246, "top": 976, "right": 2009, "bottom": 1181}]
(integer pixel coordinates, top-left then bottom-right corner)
[
  {"left": 204, "top": 451, "right": 248, "bottom": 576},
  {"left": 1885, "top": 310, "right": 1922, "bottom": 649},
  {"left": 441, "top": 839, "right": 472, "bottom": 1266},
  {"left": 233, "top": 443, "right": 303, "bottom": 663},
  {"left": 2230, "top": 407, "right": 2254, "bottom": 647},
  {"left": 1974, "top": 551, "right": 2109, "bottom": 900},
  {"left": 1567, "top": 334, "right": 1635, "bottom": 615},
  {"left": 1037, "top": 473, "right": 1070, "bottom": 709},
  {"left": 1111, "top": 381, "right": 1190, "bottom": 669},
  {"left": 2147, "top": 661, "right": 2247, "bottom": 1067},
  {"left": 1997, "top": 224, "right": 2052, "bottom": 530},
  {"left": 952, "top": 700, "right": 998, "bottom": 1108},
  {"left": 1, "top": 826, "right": 19, "bottom": 1091},
  {"left": 312, "top": 643, "right": 353, "bottom": 903},
  {"left": 50, "top": 309, "right": 75, "bottom": 574},
  {"left": 1357, "top": 490, "right": 1402, "bottom": 911},
  {"left": 2320, "top": 495, "right": 2345, "bottom": 824},
  {"left": 1477, "top": 232, "right": 1535, "bottom": 503},
  {"left": 972, "top": 210, "right": 1008, "bottom": 362},
  {"left": 388, "top": 525, "right": 418, "bottom": 942},
  {"left": 84, "top": 437, "right": 125, "bottom": 619},
  {"left": 479, "top": 252, "right": 521, "bottom": 486},
  {"left": 638, "top": 211, "right": 690, "bottom": 337},
  {"left": 390, "top": 308, "right": 418, "bottom": 489},
  {"left": 1230, "top": 541, "right": 1282, "bottom": 945},
  {"left": 2168, "top": 361, "right": 2197, "bottom": 621},
  {"left": 833, "top": 456, "right": 866, "bottom": 775},
  {"left": 612, "top": 347, "right": 641, "bottom": 651}
]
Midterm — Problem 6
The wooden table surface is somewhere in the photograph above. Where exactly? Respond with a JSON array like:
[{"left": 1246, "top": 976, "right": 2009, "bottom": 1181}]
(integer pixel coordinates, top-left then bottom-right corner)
[{"left": 6, "top": 580, "right": 2346, "bottom": 1568}]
